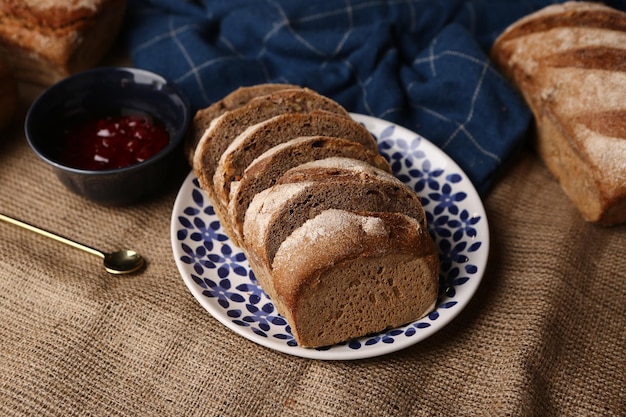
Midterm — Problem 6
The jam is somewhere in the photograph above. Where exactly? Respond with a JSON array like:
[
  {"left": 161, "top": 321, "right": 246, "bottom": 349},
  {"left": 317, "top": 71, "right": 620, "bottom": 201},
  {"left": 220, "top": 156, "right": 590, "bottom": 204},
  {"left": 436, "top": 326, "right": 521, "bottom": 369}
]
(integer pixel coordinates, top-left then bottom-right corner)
[{"left": 59, "top": 112, "right": 169, "bottom": 170}]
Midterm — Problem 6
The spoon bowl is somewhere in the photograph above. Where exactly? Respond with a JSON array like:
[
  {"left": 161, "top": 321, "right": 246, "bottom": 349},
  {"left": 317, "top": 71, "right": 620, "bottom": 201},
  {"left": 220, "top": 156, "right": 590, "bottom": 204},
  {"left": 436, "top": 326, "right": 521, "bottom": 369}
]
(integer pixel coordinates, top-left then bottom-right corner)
[
  {"left": 104, "top": 250, "right": 145, "bottom": 275},
  {"left": 0, "top": 213, "right": 145, "bottom": 275}
]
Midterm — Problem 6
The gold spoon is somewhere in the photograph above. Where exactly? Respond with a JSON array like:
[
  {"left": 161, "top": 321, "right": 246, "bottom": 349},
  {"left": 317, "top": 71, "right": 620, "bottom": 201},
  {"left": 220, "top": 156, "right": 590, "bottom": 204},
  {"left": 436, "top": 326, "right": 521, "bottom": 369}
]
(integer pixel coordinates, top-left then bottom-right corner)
[{"left": 0, "top": 213, "right": 145, "bottom": 275}]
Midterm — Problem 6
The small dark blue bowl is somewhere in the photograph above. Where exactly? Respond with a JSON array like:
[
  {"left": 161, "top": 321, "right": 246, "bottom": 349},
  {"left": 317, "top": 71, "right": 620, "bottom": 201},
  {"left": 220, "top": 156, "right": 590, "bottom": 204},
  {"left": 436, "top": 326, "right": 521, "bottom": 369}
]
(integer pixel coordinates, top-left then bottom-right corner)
[{"left": 25, "top": 67, "right": 190, "bottom": 205}]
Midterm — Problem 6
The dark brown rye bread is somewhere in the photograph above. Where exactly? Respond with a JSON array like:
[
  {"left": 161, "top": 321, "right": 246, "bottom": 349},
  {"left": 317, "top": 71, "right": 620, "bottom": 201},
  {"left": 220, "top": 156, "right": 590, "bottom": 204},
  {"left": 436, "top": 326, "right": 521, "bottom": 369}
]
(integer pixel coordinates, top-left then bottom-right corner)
[
  {"left": 242, "top": 158, "right": 426, "bottom": 268},
  {"left": 227, "top": 137, "right": 392, "bottom": 244},
  {"left": 192, "top": 90, "right": 351, "bottom": 240},
  {"left": 184, "top": 83, "right": 299, "bottom": 165},
  {"left": 213, "top": 112, "right": 378, "bottom": 214}
]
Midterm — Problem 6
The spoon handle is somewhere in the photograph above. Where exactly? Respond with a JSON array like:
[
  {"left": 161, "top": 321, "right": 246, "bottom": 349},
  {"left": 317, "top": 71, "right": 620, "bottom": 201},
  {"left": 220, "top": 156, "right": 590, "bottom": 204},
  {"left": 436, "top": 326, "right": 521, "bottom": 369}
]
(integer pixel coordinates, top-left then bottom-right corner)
[{"left": 0, "top": 213, "right": 104, "bottom": 259}]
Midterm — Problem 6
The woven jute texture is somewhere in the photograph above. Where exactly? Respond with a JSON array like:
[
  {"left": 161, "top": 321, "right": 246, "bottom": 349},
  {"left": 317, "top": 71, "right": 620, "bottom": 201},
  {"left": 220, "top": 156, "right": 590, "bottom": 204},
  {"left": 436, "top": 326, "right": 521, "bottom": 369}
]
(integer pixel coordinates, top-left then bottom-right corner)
[{"left": 1, "top": 97, "right": 625, "bottom": 416}]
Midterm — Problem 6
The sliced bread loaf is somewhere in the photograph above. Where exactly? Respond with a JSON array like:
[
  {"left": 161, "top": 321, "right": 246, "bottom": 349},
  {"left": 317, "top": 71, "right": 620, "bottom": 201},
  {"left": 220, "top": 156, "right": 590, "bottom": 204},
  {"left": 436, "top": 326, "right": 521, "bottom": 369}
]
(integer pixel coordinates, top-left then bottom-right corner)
[
  {"left": 213, "top": 112, "right": 378, "bottom": 214},
  {"left": 191, "top": 84, "right": 439, "bottom": 348},
  {"left": 269, "top": 209, "right": 439, "bottom": 347},
  {"left": 184, "top": 83, "right": 299, "bottom": 164},
  {"left": 228, "top": 136, "right": 391, "bottom": 244}
]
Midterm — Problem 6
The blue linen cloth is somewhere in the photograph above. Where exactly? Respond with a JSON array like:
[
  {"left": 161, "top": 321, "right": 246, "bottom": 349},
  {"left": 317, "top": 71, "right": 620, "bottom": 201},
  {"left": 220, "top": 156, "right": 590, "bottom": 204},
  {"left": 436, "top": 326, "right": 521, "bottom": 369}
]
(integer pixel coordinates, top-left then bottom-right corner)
[{"left": 123, "top": 0, "right": 626, "bottom": 195}]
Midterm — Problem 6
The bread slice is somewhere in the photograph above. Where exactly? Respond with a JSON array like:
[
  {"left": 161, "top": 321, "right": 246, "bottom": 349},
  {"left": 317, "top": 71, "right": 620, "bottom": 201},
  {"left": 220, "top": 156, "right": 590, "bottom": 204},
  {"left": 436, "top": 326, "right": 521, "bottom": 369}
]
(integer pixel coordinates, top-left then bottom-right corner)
[
  {"left": 184, "top": 83, "right": 300, "bottom": 164},
  {"left": 193, "top": 91, "right": 351, "bottom": 237},
  {"left": 213, "top": 112, "right": 378, "bottom": 216},
  {"left": 228, "top": 136, "right": 392, "bottom": 244},
  {"left": 267, "top": 209, "right": 439, "bottom": 348},
  {"left": 490, "top": 1, "right": 626, "bottom": 225},
  {"left": 243, "top": 158, "right": 426, "bottom": 271}
]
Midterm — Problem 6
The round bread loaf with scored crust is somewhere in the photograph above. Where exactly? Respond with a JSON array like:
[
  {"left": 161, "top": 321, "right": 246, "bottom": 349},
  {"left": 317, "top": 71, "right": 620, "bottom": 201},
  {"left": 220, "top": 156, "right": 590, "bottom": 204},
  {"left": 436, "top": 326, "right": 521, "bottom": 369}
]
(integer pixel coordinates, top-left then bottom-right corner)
[
  {"left": 227, "top": 136, "right": 391, "bottom": 245},
  {"left": 243, "top": 157, "right": 427, "bottom": 271},
  {"left": 270, "top": 209, "right": 439, "bottom": 348},
  {"left": 184, "top": 83, "right": 300, "bottom": 165},
  {"left": 212, "top": 111, "right": 378, "bottom": 214}
]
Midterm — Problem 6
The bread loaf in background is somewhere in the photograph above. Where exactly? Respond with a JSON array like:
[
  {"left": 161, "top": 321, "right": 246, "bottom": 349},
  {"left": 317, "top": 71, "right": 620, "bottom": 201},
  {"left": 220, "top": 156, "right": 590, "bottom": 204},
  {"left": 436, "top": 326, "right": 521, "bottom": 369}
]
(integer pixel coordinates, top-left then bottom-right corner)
[
  {"left": 0, "top": 0, "right": 127, "bottom": 87},
  {"left": 189, "top": 85, "right": 439, "bottom": 348},
  {"left": 490, "top": 1, "right": 626, "bottom": 226}
]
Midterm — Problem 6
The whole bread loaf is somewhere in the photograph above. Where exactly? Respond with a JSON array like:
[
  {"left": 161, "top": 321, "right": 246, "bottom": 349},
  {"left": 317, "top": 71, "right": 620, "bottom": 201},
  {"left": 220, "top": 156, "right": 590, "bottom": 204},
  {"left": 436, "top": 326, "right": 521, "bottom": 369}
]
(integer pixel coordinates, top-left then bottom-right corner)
[
  {"left": 0, "top": 0, "right": 126, "bottom": 86},
  {"left": 192, "top": 83, "right": 439, "bottom": 348},
  {"left": 490, "top": 1, "right": 626, "bottom": 225}
]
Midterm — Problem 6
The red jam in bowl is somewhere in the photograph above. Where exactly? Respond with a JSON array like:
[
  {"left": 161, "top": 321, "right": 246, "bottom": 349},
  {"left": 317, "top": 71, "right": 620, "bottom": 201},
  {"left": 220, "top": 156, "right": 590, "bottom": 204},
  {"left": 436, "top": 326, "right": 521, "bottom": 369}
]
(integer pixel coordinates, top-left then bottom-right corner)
[{"left": 59, "top": 113, "right": 169, "bottom": 170}]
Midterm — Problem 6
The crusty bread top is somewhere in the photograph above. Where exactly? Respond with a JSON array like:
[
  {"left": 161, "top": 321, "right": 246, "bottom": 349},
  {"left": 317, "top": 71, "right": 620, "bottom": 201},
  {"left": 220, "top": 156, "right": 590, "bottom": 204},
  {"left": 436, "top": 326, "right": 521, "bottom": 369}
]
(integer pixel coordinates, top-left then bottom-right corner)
[
  {"left": 276, "top": 156, "right": 397, "bottom": 185},
  {"left": 184, "top": 83, "right": 300, "bottom": 165},
  {"left": 494, "top": 2, "right": 626, "bottom": 45},
  {"left": 243, "top": 158, "right": 426, "bottom": 267},
  {"left": 490, "top": 1, "right": 626, "bottom": 221},
  {"left": 0, "top": 0, "right": 122, "bottom": 28},
  {"left": 272, "top": 209, "right": 436, "bottom": 305}
]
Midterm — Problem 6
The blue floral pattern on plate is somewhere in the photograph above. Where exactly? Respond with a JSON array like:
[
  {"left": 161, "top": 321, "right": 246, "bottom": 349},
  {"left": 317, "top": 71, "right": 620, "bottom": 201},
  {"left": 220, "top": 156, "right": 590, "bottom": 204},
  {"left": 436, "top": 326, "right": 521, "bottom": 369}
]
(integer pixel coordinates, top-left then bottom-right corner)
[{"left": 171, "top": 114, "right": 489, "bottom": 360}]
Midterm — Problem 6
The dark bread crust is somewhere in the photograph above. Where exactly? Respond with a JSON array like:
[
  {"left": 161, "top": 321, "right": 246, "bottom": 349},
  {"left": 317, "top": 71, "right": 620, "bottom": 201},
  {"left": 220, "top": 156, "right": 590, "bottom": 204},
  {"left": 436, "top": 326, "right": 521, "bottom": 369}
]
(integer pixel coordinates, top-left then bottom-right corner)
[
  {"left": 228, "top": 136, "right": 391, "bottom": 244},
  {"left": 243, "top": 158, "right": 426, "bottom": 268},
  {"left": 495, "top": 3, "right": 626, "bottom": 45},
  {"left": 213, "top": 111, "right": 377, "bottom": 211},
  {"left": 184, "top": 83, "right": 300, "bottom": 165}
]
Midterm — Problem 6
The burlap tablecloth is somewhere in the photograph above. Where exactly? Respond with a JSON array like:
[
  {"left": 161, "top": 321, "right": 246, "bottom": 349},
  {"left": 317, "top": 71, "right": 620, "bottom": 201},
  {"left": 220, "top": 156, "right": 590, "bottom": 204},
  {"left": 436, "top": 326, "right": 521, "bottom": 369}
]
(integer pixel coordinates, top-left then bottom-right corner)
[{"left": 1, "top": 70, "right": 625, "bottom": 417}]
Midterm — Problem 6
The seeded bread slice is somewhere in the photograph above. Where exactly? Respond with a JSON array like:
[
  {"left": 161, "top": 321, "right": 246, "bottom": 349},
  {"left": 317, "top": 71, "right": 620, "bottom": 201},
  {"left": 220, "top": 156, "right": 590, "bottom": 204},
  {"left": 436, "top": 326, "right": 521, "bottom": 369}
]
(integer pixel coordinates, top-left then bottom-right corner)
[
  {"left": 253, "top": 209, "right": 439, "bottom": 348},
  {"left": 213, "top": 112, "right": 378, "bottom": 216},
  {"left": 184, "top": 83, "right": 300, "bottom": 164},
  {"left": 243, "top": 158, "right": 426, "bottom": 269},
  {"left": 227, "top": 136, "right": 391, "bottom": 245}
]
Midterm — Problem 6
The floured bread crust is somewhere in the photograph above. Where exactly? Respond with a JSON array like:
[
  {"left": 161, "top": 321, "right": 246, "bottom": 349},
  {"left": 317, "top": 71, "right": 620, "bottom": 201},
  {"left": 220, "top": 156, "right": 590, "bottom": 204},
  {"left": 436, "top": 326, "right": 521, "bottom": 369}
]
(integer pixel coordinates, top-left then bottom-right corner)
[
  {"left": 272, "top": 209, "right": 439, "bottom": 348},
  {"left": 491, "top": 1, "right": 626, "bottom": 225},
  {"left": 228, "top": 136, "right": 391, "bottom": 244}
]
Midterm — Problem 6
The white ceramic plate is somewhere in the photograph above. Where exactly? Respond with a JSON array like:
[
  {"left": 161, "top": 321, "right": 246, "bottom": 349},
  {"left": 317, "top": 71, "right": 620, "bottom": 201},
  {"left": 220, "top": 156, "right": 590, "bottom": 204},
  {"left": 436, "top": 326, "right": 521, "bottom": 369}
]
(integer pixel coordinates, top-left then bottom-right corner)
[{"left": 171, "top": 113, "right": 489, "bottom": 360}]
